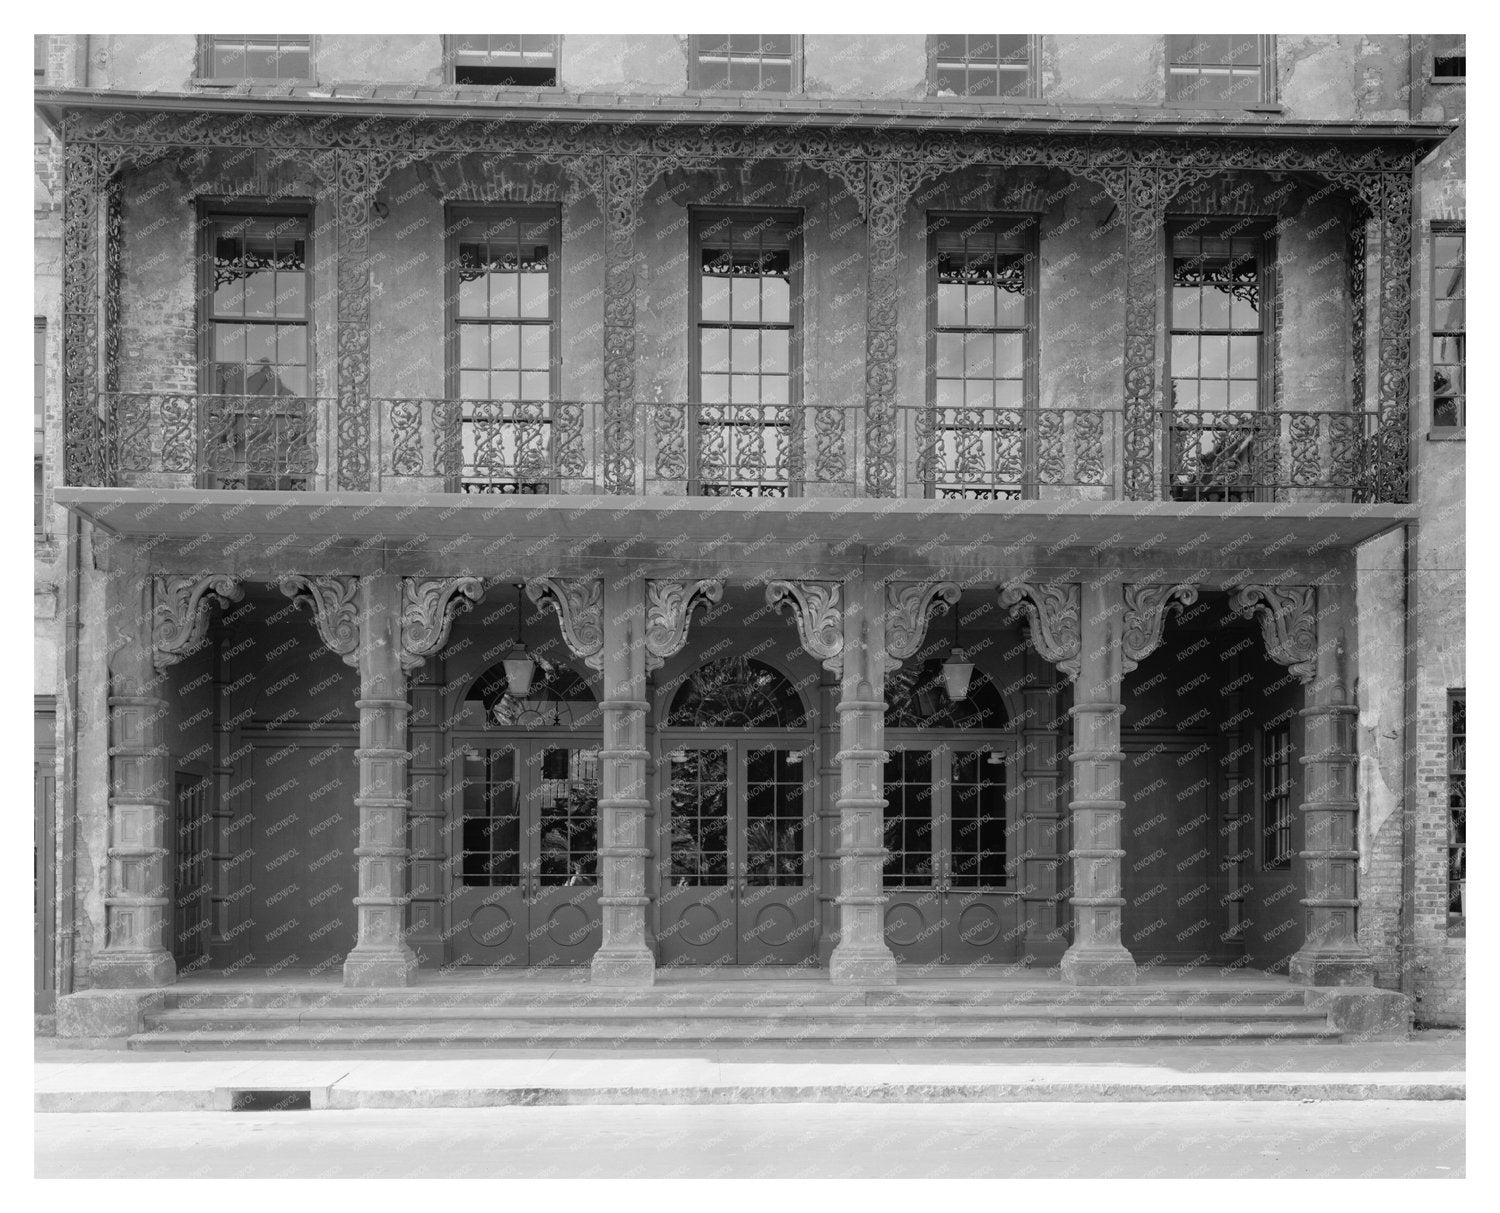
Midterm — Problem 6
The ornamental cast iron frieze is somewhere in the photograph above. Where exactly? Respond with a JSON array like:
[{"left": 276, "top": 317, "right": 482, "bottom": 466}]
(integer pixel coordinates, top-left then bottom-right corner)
[
  {"left": 767, "top": 580, "right": 845, "bottom": 674},
  {"left": 1120, "top": 583, "right": 1199, "bottom": 674},
  {"left": 280, "top": 574, "right": 362, "bottom": 666},
  {"left": 1229, "top": 584, "right": 1318, "bottom": 683},
  {"left": 528, "top": 577, "right": 606, "bottom": 670},
  {"left": 400, "top": 577, "right": 485, "bottom": 669},
  {"left": 152, "top": 574, "right": 245, "bottom": 670},
  {"left": 999, "top": 581, "right": 1082, "bottom": 681},
  {"left": 58, "top": 102, "right": 1428, "bottom": 502},
  {"left": 644, "top": 579, "right": 724, "bottom": 672},
  {"left": 884, "top": 580, "right": 962, "bottom": 672}
]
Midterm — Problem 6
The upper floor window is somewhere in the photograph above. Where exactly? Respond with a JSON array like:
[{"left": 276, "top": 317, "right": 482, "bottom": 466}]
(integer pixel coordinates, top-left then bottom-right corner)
[
  {"left": 926, "top": 213, "right": 1037, "bottom": 499},
  {"left": 34, "top": 35, "right": 46, "bottom": 79},
  {"left": 1432, "top": 227, "right": 1465, "bottom": 428},
  {"left": 1429, "top": 35, "right": 1465, "bottom": 82},
  {"left": 690, "top": 35, "right": 799, "bottom": 93},
  {"left": 1261, "top": 720, "right": 1293, "bottom": 870},
  {"left": 691, "top": 210, "right": 800, "bottom": 496},
  {"left": 446, "top": 35, "right": 559, "bottom": 87},
  {"left": 34, "top": 319, "right": 45, "bottom": 536},
  {"left": 449, "top": 208, "right": 560, "bottom": 494},
  {"left": 200, "top": 211, "right": 313, "bottom": 491},
  {"left": 1166, "top": 34, "right": 1269, "bottom": 105},
  {"left": 199, "top": 35, "right": 311, "bottom": 83},
  {"left": 1449, "top": 692, "right": 1465, "bottom": 921},
  {"left": 929, "top": 35, "right": 1037, "bottom": 100}
]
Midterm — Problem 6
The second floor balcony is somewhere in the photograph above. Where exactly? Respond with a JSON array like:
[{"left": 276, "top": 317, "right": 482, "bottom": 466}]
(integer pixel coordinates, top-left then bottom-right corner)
[{"left": 100, "top": 391, "right": 1403, "bottom": 505}]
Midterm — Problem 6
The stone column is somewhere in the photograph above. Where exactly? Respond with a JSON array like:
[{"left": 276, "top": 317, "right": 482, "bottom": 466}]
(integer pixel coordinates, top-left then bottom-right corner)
[
  {"left": 1019, "top": 649, "right": 1066, "bottom": 965},
  {"left": 1003, "top": 577, "right": 1136, "bottom": 984},
  {"left": 91, "top": 572, "right": 243, "bottom": 988},
  {"left": 1231, "top": 583, "right": 1374, "bottom": 986},
  {"left": 814, "top": 669, "right": 841, "bottom": 965},
  {"left": 531, "top": 576, "right": 655, "bottom": 984},
  {"left": 770, "top": 576, "right": 897, "bottom": 985}
]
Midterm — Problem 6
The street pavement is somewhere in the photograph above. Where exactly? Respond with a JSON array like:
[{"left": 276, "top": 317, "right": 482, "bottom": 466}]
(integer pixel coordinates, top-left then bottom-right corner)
[{"left": 35, "top": 1100, "right": 1465, "bottom": 1178}]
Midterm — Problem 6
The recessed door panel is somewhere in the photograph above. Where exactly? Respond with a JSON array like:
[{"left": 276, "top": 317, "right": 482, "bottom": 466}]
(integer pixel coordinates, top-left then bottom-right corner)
[
  {"left": 449, "top": 740, "right": 601, "bottom": 967},
  {"left": 660, "top": 746, "right": 736, "bottom": 966},
  {"left": 882, "top": 743, "right": 1021, "bottom": 964},
  {"left": 659, "top": 742, "right": 816, "bottom": 967}
]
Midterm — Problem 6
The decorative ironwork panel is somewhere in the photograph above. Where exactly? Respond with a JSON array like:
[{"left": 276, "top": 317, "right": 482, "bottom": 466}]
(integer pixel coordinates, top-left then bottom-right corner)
[
  {"left": 335, "top": 149, "right": 373, "bottom": 491},
  {"left": 199, "top": 395, "right": 317, "bottom": 491},
  {"left": 62, "top": 141, "right": 103, "bottom": 487}
]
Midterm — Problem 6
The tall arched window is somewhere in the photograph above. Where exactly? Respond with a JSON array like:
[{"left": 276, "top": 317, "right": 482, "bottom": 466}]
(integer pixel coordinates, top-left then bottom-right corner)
[{"left": 666, "top": 657, "right": 809, "bottom": 729}]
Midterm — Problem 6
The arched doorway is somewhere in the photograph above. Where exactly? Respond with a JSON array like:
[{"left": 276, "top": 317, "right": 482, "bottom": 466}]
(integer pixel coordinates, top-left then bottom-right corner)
[
  {"left": 880, "top": 658, "right": 1021, "bottom": 965},
  {"left": 657, "top": 656, "right": 817, "bottom": 967},
  {"left": 446, "top": 660, "right": 604, "bottom": 967}
]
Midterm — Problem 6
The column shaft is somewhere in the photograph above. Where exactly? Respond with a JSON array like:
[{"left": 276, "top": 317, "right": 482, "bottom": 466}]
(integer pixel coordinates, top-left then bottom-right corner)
[
  {"left": 91, "top": 573, "right": 174, "bottom": 987},
  {"left": 591, "top": 577, "right": 655, "bottom": 984},
  {"left": 1020, "top": 650, "right": 1066, "bottom": 964},
  {"left": 343, "top": 574, "right": 417, "bottom": 986},
  {"left": 829, "top": 574, "right": 897, "bottom": 985},
  {"left": 1060, "top": 578, "right": 1137, "bottom": 984},
  {"left": 1290, "top": 583, "right": 1374, "bottom": 985}
]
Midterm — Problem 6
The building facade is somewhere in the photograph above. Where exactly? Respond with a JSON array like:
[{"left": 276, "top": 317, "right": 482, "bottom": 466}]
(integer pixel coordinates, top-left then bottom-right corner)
[{"left": 34, "top": 34, "right": 1465, "bottom": 1028}]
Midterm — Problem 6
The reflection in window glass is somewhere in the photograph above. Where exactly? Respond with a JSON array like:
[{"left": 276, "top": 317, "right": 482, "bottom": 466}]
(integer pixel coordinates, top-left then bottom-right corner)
[
  {"left": 203, "top": 35, "right": 310, "bottom": 81},
  {"left": 930, "top": 34, "right": 1034, "bottom": 98},
  {"left": 693, "top": 35, "right": 796, "bottom": 92},
  {"left": 1166, "top": 34, "right": 1265, "bottom": 105}
]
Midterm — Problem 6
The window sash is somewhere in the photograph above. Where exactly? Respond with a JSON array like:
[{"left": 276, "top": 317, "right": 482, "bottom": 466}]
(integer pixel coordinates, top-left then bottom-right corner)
[
  {"left": 929, "top": 35, "right": 1037, "bottom": 99},
  {"left": 1448, "top": 692, "right": 1465, "bottom": 918},
  {"left": 1165, "top": 34, "right": 1268, "bottom": 104},
  {"left": 205, "top": 214, "right": 310, "bottom": 398},
  {"left": 1262, "top": 723, "right": 1292, "bottom": 870},
  {"left": 201, "top": 35, "right": 312, "bottom": 82},
  {"left": 690, "top": 35, "right": 799, "bottom": 93},
  {"left": 1431, "top": 227, "right": 1466, "bottom": 427},
  {"left": 1167, "top": 221, "right": 1269, "bottom": 414}
]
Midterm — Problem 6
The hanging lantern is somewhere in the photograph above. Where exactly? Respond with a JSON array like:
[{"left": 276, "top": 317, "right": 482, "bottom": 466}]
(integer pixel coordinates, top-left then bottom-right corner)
[
  {"left": 940, "top": 603, "right": 972, "bottom": 701},
  {"left": 941, "top": 647, "right": 974, "bottom": 701},
  {"left": 503, "top": 583, "right": 536, "bottom": 696}
]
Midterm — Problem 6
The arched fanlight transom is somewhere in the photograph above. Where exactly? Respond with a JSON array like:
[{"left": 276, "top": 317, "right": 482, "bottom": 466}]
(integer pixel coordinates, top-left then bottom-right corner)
[
  {"left": 467, "top": 659, "right": 599, "bottom": 728},
  {"left": 885, "top": 658, "right": 1009, "bottom": 730},
  {"left": 666, "top": 657, "right": 809, "bottom": 729}
]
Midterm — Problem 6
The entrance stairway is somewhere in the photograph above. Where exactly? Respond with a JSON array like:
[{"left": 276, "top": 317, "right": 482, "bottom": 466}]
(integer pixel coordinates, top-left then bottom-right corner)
[{"left": 128, "top": 971, "right": 1345, "bottom": 1050}]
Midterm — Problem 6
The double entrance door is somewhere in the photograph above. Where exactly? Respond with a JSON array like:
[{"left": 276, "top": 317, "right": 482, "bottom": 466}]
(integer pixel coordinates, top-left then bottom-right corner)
[
  {"left": 658, "top": 741, "right": 816, "bottom": 967},
  {"left": 450, "top": 738, "right": 602, "bottom": 967},
  {"left": 881, "top": 742, "right": 1021, "bottom": 964}
]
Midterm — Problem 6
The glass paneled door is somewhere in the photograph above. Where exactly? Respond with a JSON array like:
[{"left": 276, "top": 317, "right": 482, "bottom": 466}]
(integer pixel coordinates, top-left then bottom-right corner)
[
  {"left": 882, "top": 744, "right": 1020, "bottom": 964},
  {"left": 659, "top": 742, "right": 816, "bottom": 966},
  {"left": 449, "top": 741, "right": 602, "bottom": 967}
]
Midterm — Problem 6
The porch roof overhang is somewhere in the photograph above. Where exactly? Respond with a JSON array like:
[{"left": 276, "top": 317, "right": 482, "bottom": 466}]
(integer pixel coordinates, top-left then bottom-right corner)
[
  {"left": 34, "top": 86, "right": 1456, "bottom": 150},
  {"left": 56, "top": 487, "right": 1415, "bottom": 576}
]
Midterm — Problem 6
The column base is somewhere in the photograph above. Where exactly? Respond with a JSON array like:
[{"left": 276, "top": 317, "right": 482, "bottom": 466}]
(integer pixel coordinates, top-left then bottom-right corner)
[
  {"left": 590, "top": 949, "right": 656, "bottom": 986},
  {"left": 88, "top": 950, "right": 175, "bottom": 989},
  {"left": 56, "top": 988, "right": 167, "bottom": 1038},
  {"left": 829, "top": 946, "right": 898, "bottom": 987},
  {"left": 1060, "top": 945, "right": 1138, "bottom": 986},
  {"left": 342, "top": 946, "right": 418, "bottom": 988},
  {"left": 1290, "top": 949, "right": 1375, "bottom": 988}
]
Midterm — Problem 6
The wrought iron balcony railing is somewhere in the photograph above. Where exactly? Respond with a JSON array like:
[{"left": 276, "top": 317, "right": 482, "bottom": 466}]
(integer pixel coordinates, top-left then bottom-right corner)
[
  {"left": 106, "top": 392, "right": 321, "bottom": 491},
  {"left": 97, "top": 394, "right": 1405, "bottom": 504}
]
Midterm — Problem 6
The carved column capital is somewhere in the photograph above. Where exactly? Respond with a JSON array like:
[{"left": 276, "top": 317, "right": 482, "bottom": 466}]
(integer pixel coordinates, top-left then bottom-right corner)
[
  {"left": 152, "top": 574, "right": 245, "bottom": 670},
  {"left": 279, "top": 574, "right": 362, "bottom": 667},
  {"left": 1121, "top": 582, "right": 1199, "bottom": 675},
  {"left": 528, "top": 576, "right": 606, "bottom": 670},
  {"left": 644, "top": 579, "right": 723, "bottom": 673},
  {"left": 884, "top": 580, "right": 961, "bottom": 673},
  {"left": 767, "top": 580, "right": 845, "bottom": 674},
  {"left": 1229, "top": 584, "right": 1318, "bottom": 682},
  {"left": 999, "top": 581, "right": 1082, "bottom": 681},
  {"left": 400, "top": 576, "right": 484, "bottom": 670}
]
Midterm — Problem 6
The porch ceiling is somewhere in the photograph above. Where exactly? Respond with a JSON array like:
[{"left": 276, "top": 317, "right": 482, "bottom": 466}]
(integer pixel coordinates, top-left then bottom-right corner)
[{"left": 57, "top": 487, "right": 1413, "bottom": 574}]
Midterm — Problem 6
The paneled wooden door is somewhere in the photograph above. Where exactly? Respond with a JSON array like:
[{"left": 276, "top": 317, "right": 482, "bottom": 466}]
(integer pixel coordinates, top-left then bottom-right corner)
[
  {"left": 449, "top": 739, "right": 603, "bottom": 967},
  {"left": 658, "top": 741, "right": 816, "bottom": 967},
  {"left": 882, "top": 743, "right": 1021, "bottom": 964}
]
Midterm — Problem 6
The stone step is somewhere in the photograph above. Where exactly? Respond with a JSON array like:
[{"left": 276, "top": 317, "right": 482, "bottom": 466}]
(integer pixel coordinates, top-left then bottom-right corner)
[
  {"left": 145, "top": 1002, "right": 1328, "bottom": 1029},
  {"left": 161, "top": 986, "right": 1307, "bottom": 1012},
  {"left": 127, "top": 1019, "right": 1343, "bottom": 1050}
]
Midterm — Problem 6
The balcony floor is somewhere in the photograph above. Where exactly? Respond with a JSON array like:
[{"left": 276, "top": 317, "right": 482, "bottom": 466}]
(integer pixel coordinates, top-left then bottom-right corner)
[{"left": 55, "top": 486, "right": 1414, "bottom": 573}]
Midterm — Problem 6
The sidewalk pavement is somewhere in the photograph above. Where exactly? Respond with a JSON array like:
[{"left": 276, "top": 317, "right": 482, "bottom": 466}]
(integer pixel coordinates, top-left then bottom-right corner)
[{"left": 35, "top": 1034, "right": 1465, "bottom": 1112}]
